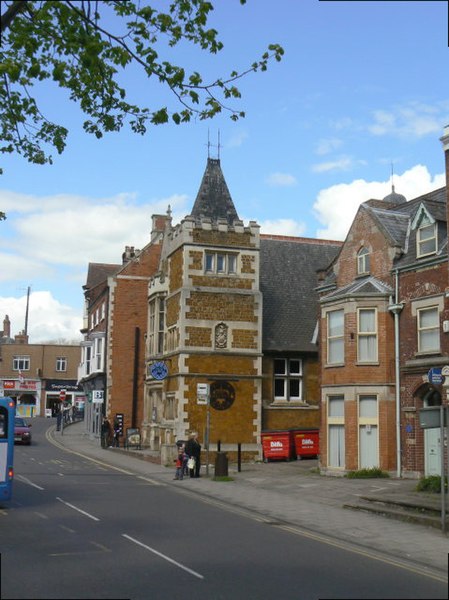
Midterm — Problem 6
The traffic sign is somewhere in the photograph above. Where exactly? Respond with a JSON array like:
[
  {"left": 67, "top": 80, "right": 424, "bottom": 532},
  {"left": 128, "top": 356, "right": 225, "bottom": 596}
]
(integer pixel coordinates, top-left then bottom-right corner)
[
  {"left": 59, "top": 389, "right": 66, "bottom": 401},
  {"left": 428, "top": 367, "right": 443, "bottom": 385},
  {"left": 92, "top": 390, "right": 104, "bottom": 403}
]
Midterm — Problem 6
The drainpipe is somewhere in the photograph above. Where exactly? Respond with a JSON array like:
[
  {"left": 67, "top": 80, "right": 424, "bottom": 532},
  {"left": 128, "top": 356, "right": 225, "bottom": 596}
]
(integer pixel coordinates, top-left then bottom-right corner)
[{"left": 388, "top": 269, "right": 404, "bottom": 478}]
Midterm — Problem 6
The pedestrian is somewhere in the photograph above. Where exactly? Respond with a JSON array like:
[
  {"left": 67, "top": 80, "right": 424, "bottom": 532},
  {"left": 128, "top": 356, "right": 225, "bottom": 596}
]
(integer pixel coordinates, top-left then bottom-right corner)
[
  {"left": 185, "top": 432, "right": 201, "bottom": 478},
  {"left": 101, "top": 417, "right": 111, "bottom": 448},
  {"left": 173, "top": 446, "right": 186, "bottom": 480},
  {"left": 113, "top": 417, "right": 120, "bottom": 448}
]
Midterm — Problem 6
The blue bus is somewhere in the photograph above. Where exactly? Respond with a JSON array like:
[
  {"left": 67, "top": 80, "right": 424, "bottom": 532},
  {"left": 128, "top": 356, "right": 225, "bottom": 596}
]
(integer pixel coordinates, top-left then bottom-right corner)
[{"left": 0, "top": 398, "right": 15, "bottom": 503}]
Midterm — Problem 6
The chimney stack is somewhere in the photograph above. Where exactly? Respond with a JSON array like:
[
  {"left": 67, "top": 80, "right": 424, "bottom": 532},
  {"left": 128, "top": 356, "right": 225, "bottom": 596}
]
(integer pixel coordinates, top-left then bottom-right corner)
[{"left": 2, "top": 315, "right": 11, "bottom": 338}]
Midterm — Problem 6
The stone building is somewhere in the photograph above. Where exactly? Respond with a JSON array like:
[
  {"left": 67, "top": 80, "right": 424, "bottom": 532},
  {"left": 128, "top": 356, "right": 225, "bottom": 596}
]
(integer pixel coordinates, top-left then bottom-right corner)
[{"left": 318, "top": 126, "right": 449, "bottom": 478}]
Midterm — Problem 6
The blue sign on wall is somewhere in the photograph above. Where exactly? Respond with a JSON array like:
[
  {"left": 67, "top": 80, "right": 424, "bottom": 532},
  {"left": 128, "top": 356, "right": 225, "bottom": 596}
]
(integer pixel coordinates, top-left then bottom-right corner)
[{"left": 427, "top": 367, "right": 443, "bottom": 385}]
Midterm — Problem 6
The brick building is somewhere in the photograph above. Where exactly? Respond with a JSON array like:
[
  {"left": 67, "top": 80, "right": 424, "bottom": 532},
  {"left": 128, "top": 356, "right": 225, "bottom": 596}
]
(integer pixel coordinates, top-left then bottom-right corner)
[
  {"left": 318, "top": 126, "right": 449, "bottom": 477},
  {"left": 0, "top": 315, "right": 82, "bottom": 417},
  {"left": 78, "top": 217, "right": 168, "bottom": 438}
]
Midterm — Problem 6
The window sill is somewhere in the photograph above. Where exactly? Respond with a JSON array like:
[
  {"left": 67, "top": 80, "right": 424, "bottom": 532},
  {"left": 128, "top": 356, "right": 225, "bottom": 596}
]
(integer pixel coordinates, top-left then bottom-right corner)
[{"left": 268, "top": 401, "right": 310, "bottom": 409}]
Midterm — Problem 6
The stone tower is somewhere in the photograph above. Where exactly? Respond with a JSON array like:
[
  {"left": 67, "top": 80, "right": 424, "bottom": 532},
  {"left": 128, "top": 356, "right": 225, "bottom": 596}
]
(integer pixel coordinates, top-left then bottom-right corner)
[{"left": 145, "top": 158, "right": 262, "bottom": 463}]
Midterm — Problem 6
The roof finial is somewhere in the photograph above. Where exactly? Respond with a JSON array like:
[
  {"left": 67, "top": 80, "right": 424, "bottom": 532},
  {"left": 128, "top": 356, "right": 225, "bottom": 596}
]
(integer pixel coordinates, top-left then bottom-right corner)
[{"left": 391, "top": 161, "right": 395, "bottom": 193}]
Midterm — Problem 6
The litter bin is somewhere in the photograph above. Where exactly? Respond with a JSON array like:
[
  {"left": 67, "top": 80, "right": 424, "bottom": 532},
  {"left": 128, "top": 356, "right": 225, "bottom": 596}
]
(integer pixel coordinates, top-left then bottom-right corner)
[
  {"left": 292, "top": 429, "right": 319, "bottom": 459},
  {"left": 215, "top": 451, "right": 228, "bottom": 477},
  {"left": 261, "top": 430, "right": 295, "bottom": 462}
]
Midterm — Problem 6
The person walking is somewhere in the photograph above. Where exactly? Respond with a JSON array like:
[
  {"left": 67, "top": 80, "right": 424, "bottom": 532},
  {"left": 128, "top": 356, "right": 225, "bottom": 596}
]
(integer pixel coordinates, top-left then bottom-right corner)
[{"left": 185, "top": 432, "right": 201, "bottom": 478}]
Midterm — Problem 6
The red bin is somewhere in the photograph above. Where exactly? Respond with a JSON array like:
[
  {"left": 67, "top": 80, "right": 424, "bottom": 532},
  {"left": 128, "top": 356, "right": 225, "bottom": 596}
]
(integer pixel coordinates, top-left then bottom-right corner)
[
  {"left": 261, "top": 431, "right": 294, "bottom": 462},
  {"left": 292, "top": 429, "right": 319, "bottom": 459}
]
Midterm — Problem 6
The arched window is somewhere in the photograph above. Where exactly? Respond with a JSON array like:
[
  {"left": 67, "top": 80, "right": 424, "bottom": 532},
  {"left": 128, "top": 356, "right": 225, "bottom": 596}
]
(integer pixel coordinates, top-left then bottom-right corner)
[{"left": 357, "top": 247, "right": 370, "bottom": 275}]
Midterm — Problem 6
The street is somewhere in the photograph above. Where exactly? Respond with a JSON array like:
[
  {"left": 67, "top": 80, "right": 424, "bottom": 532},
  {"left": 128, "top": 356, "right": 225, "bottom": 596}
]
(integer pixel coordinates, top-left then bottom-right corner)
[{"left": 0, "top": 419, "right": 447, "bottom": 600}]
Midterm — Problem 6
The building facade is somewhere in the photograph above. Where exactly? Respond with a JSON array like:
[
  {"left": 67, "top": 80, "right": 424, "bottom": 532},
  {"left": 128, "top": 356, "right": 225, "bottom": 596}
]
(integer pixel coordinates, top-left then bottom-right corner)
[
  {"left": 0, "top": 316, "right": 82, "bottom": 417},
  {"left": 318, "top": 126, "right": 449, "bottom": 478}
]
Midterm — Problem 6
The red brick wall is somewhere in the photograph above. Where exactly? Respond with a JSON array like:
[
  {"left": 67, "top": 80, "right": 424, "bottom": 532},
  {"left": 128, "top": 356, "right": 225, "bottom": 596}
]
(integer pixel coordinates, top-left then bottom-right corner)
[{"left": 108, "top": 244, "right": 161, "bottom": 431}]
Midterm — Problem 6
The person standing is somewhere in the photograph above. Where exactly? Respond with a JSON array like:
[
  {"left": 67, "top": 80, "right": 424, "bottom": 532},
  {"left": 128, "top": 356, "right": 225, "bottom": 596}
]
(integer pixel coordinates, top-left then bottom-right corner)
[
  {"left": 101, "top": 417, "right": 111, "bottom": 448},
  {"left": 186, "top": 432, "right": 201, "bottom": 478},
  {"left": 113, "top": 417, "right": 120, "bottom": 448}
]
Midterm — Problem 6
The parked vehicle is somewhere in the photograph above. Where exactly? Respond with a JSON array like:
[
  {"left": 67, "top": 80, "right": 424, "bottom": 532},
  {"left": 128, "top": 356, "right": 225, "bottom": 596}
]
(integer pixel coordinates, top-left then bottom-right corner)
[{"left": 14, "top": 417, "right": 32, "bottom": 445}]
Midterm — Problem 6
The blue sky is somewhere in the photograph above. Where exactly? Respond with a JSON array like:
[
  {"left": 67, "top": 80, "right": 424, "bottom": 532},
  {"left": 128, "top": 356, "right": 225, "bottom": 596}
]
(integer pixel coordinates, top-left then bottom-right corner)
[{"left": 1, "top": 0, "right": 448, "bottom": 343}]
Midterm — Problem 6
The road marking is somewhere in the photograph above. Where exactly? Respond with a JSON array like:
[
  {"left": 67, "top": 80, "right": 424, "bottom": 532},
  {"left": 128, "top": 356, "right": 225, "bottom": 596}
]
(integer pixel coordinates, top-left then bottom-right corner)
[
  {"left": 16, "top": 474, "right": 45, "bottom": 490},
  {"left": 90, "top": 541, "right": 111, "bottom": 553},
  {"left": 277, "top": 524, "right": 448, "bottom": 584},
  {"left": 122, "top": 534, "right": 204, "bottom": 580},
  {"left": 34, "top": 512, "right": 49, "bottom": 520},
  {"left": 56, "top": 497, "right": 100, "bottom": 521},
  {"left": 47, "top": 425, "right": 165, "bottom": 485},
  {"left": 58, "top": 524, "right": 76, "bottom": 534},
  {"left": 136, "top": 475, "right": 163, "bottom": 486}
]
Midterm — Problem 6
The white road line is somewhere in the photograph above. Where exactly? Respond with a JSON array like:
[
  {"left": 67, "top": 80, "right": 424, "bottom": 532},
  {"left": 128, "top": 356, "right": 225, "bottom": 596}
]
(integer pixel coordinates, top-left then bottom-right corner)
[
  {"left": 136, "top": 475, "right": 164, "bottom": 486},
  {"left": 122, "top": 534, "right": 204, "bottom": 580},
  {"left": 16, "top": 474, "right": 45, "bottom": 491},
  {"left": 56, "top": 497, "right": 100, "bottom": 521}
]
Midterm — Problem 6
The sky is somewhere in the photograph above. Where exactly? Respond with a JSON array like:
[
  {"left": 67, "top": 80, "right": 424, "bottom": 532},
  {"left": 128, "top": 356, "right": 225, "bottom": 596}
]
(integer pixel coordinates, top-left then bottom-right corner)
[{"left": 1, "top": 0, "right": 448, "bottom": 344}]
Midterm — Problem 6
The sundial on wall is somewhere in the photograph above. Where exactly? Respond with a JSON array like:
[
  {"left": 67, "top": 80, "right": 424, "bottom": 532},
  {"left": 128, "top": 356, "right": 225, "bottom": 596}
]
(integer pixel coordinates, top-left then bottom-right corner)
[{"left": 210, "top": 381, "right": 235, "bottom": 410}]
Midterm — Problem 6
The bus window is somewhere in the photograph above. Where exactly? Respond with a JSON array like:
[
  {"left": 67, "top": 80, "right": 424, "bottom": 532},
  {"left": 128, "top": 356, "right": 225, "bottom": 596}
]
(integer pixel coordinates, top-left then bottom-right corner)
[{"left": 0, "top": 409, "right": 7, "bottom": 438}]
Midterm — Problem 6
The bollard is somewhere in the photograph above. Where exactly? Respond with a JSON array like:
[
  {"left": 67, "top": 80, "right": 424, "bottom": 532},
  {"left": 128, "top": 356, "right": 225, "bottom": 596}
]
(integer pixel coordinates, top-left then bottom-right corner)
[{"left": 214, "top": 451, "right": 228, "bottom": 477}]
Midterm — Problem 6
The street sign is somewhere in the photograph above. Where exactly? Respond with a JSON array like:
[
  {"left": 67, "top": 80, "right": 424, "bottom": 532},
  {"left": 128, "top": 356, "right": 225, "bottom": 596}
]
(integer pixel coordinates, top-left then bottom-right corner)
[
  {"left": 197, "top": 383, "right": 209, "bottom": 405},
  {"left": 427, "top": 367, "right": 443, "bottom": 385},
  {"left": 92, "top": 390, "right": 104, "bottom": 403},
  {"left": 59, "top": 389, "right": 66, "bottom": 402}
]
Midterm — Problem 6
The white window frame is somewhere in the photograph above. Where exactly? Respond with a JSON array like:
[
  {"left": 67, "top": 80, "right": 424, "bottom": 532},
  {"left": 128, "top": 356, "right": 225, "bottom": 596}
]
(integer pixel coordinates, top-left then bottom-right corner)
[
  {"left": 13, "top": 356, "right": 30, "bottom": 371},
  {"left": 417, "top": 223, "right": 437, "bottom": 258},
  {"left": 327, "top": 395, "right": 345, "bottom": 469},
  {"left": 357, "top": 247, "right": 370, "bottom": 275},
  {"left": 205, "top": 251, "right": 238, "bottom": 275},
  {"left": 327, "top": 309, "right": 344, "bottom": 365},
  {"left": 273, "top": 358, "right": 303, "bottom": 402},
  {"left": 417, "top": 306, "right": 440, "bottom": 353},
  {"left": 56, "top": 357, "right": 67, "bottom": 372},
  {"left": 358, "top": 395, "right": 379, "bottom": 469},
  {"left": 148, "top": 295, "right": 166, "bottom": 356},
  {"left": 357, "top": 308, "right": 378, "bottom": 363}
]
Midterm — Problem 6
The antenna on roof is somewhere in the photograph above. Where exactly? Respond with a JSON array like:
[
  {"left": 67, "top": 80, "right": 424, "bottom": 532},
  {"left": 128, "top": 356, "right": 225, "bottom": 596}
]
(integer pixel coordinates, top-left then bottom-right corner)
[{"left": 206, "top": 130, "right": 221, "bottom": 160}]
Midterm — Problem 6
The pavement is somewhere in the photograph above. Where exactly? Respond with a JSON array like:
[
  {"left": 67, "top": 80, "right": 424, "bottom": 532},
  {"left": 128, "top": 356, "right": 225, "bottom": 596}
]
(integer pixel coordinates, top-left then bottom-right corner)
[{"left": 50, "top": 421, "right": 448, "bottom": 582}]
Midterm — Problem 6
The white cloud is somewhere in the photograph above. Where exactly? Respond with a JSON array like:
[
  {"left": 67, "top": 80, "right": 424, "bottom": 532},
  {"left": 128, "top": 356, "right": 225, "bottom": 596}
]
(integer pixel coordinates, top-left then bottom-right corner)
[
  {"left": 0, "top": 291, "right": 83, "bottom": 343},
  {"left": 259, "top": 218, "right": 306, "bottom": 237},
  {"left": 0, "top": 190, "right": 188, "bottom": 268},
  {"left": 313, "top": 165, "right": 445, "bottom": 241},
  {"left": 367, "top": 101, "right": 449, "bottom": 138},
  {"left": 312, "top": 156, "right": 354, "bottom": 173},
  {"left": 265, "top": 172, "right": 297, "bottom": 187}
]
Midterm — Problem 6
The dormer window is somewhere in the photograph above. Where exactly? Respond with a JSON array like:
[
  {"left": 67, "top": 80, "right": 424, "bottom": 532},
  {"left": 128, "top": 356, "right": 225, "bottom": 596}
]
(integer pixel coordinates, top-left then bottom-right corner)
[
  {"left": 411, "top": 204, "right": 437, "bottom": 258},
  {"left": 417, "top": 223, "right": 437, "bottom": 257},
  {"left": 357, "top": 247, "right": 370, "bottom": 275}
]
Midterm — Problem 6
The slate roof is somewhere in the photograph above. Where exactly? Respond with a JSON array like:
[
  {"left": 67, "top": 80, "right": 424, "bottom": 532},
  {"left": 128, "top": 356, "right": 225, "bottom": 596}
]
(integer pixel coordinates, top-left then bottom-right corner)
[
  {"left": 84, "top": 262, "right": 121, "bottom": 292},
  {"left": 320, "top": 276, "right": 393, "bottom": 303},
  {"left": 190, "top": 158, "right": 240, "bottom": 224},
  {"left": 260, "top": 236, "right": 342, "bottom": 352}
]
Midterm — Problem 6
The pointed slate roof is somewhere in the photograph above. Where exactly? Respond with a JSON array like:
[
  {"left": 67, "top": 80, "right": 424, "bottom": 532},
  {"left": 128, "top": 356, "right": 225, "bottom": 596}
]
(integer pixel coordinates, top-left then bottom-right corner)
[{"left": 190, "top": 158, "right": 239, "bottom": 224}]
